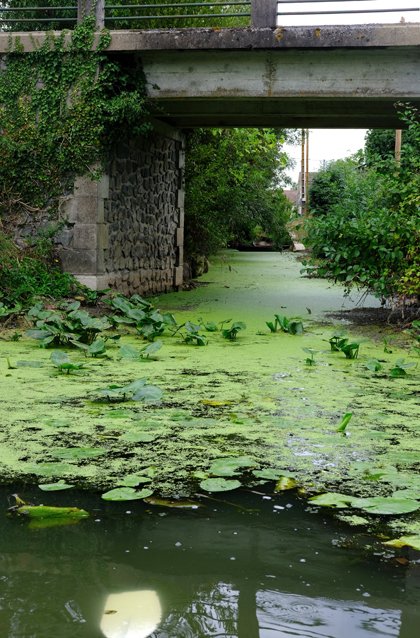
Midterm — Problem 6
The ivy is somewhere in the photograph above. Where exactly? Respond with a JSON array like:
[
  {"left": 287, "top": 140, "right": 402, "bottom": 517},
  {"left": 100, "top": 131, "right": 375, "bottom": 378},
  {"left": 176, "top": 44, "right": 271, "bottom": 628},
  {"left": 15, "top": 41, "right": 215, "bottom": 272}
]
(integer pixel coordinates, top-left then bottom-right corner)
[{"left": 0, "top": 16, "right": 150, "bottom": 221}]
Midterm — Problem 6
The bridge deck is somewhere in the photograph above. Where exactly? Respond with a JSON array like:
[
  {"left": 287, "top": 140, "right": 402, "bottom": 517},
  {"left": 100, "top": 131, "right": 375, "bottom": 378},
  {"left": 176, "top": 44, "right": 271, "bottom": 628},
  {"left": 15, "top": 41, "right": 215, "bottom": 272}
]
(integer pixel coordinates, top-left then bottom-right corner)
[{"left": 1, "top": 24, "right": 419, "bottom": 128}]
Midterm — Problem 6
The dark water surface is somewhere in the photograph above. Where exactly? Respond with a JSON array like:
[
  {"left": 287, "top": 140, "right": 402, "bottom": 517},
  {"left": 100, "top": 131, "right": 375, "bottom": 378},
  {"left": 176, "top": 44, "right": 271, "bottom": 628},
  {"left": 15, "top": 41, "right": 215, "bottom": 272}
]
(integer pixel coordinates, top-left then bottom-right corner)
[{"left": 1, "top": 488, "right": 419, "bottom": 638}]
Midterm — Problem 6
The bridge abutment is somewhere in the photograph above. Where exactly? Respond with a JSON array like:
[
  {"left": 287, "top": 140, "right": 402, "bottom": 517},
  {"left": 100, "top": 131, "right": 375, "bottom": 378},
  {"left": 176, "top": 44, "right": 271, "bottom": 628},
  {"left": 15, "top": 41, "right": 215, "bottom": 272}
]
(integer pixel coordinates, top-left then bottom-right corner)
[{"left": 58, "top": 124, "right": 185, "bottom": 296}]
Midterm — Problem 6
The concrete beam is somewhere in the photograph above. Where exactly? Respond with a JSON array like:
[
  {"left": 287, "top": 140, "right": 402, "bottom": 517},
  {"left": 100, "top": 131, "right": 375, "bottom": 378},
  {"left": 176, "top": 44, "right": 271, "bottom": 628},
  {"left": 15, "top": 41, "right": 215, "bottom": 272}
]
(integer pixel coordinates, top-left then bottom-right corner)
[
  {"left": 1, "top": 24, "right": 420, "bottom": 54},
  {"left": 140, "top": 46, "right": 420, "bottom": 128}
]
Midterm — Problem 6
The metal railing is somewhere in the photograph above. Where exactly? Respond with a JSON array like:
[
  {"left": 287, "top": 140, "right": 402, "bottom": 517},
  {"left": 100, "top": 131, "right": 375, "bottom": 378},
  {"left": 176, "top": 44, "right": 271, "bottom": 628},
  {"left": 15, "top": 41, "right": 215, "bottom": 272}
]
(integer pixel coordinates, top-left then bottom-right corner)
[{"left": 0, "top": 1, "right": 418, "bottom": 31}]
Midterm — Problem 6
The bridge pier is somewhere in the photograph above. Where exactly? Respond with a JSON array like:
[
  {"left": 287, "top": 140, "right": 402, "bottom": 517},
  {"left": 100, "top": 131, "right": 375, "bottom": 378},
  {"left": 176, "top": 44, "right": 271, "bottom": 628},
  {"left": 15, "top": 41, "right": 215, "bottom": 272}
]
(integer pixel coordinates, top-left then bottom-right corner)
[{"left": 58, "top": 124, "right": 185, "bottom": 296}]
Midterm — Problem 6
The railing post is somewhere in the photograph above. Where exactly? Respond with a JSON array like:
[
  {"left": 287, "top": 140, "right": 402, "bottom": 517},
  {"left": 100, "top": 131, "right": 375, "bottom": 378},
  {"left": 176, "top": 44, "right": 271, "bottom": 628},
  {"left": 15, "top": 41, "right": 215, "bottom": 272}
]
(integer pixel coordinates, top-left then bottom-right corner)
[
  {"left": 251, "top": 0, "right": 278, "bottom": 28},
  {"left": 77, "top": 0, "right": 105, "bottom": 28}
]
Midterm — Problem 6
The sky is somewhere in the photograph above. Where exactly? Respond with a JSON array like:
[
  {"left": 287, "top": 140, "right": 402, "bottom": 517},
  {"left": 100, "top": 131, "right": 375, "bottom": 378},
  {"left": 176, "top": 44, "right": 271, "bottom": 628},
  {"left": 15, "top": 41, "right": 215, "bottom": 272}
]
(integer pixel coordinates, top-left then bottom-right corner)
[
  {"left": 279, "top": 1, "right": 419, "bottom": 183},
  {"left": 283, "top": 129, "right": 367, "bottom": 184}
]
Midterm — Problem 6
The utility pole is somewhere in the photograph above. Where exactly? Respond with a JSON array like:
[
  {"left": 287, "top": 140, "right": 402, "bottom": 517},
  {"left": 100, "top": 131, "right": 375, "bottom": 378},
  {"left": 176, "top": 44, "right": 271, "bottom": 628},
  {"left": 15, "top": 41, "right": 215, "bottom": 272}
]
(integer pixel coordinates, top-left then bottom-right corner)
[
  {"left": 395, "top": 129, "right": 402, "bottom": 165},
  {"left": 300, "top": 129, "right": 310, "bottom": 215},
  {"left": 305, "top": 128, "right": 309, "bottom": 215},
  {"left": 300, "top": 129, "right": 305, "bottom": 215}
]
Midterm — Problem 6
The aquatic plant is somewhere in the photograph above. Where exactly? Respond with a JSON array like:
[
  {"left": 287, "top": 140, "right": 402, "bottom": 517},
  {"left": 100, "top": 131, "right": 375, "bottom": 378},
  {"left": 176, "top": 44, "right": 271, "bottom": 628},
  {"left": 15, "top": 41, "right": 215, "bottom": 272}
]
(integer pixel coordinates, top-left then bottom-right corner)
[
  {"left": 181, "top": 321, "right": 208, "bottom": 346},
  {"left": 336, "top": 412, "right": 353, "bottom": 433},
  {"left": 221, "top": 321, "right": 246, "bottom": 341},
  {"left": 26, "top": 301, "right": 111, "bottom": 347},
  {"left": 303, "top": 347, "right": 318, "bottom": 366},
  {"left": 50, "top": 350, "right": 85, "bottom": 374},
  {"left": 266, "top": 314, "right": 303, "bottom": 335},
  {"left": 389, "top": 359, "right": 417, "bottom": 378},
  {"left": 94, "top": 378, "right": 163, "bottom": 403}
]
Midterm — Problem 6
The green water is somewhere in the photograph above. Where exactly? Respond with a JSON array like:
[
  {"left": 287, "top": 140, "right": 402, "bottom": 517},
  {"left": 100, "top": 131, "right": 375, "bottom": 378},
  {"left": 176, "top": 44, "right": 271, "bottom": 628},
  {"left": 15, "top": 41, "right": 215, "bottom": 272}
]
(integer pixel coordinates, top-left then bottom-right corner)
[{"left": 1, "top": 487, "right": 419, "bottom": 638}]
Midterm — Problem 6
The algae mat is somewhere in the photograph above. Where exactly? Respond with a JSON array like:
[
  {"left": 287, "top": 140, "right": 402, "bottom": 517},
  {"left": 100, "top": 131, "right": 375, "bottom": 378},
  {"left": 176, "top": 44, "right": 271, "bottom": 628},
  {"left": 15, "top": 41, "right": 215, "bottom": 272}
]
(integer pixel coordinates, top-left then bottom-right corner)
[{"left": 0, "top": 251, "right": 418, "bottom": 534}]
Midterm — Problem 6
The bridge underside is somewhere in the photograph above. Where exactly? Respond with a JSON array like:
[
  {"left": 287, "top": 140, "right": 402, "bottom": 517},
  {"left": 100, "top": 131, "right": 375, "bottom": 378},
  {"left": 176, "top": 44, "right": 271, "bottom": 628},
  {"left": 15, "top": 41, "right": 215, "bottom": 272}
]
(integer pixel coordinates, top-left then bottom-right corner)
[
  {"left": 137, "top": 44, "right": 420, "bottom": 129},
  {"left": 149, "top": 97, "right": 416, "bottom": 129}
]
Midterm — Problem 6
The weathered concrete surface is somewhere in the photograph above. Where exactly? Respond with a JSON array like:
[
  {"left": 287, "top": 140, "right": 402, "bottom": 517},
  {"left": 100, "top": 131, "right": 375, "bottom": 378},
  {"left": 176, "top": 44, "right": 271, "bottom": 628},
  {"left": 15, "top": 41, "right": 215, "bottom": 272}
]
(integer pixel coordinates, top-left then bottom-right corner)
[
  {"left": 1, "top": 25, "right": 419, "bottom": 127},
  {"left": 2, "top": 24, "right": 420, "bottom": 52}
]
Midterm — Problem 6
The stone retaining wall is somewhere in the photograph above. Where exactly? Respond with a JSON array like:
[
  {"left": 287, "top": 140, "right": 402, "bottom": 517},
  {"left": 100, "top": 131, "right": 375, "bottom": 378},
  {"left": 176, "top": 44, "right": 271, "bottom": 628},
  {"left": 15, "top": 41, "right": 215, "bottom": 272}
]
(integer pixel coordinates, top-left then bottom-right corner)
[{"left": 58, "top": 124, "right": 185, "bottom": 296}]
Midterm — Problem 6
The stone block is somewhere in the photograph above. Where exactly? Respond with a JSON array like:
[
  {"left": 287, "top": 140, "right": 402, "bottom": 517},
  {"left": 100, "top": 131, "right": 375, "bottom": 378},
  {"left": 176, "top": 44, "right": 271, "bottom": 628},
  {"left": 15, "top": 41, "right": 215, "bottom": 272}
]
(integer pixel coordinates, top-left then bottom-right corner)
[
  {"left": 176, "top": 226, "right": 184, "bottom": 247},
  {"left": 59, "top": 248, "right": 98, "bottom": 275},
  {"left": 73, "top": 224, "right": 98, "bottom": 250},
  {"left": 177, "top": 190, "right": 185, "bottom": 210},
  {"left": 174, "top": 265, "right": 183, "bottom": 287},
  {"left": 74, "top": 175, "right": 99, "bottom": 198}
]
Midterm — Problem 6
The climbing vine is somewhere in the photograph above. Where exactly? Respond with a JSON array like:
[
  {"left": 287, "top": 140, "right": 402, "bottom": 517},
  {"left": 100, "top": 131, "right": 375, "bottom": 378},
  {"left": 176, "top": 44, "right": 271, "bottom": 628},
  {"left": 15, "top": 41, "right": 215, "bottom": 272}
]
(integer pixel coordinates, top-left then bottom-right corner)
[{"left": 0, "top": 16, "right": 150, "bottom": 222}]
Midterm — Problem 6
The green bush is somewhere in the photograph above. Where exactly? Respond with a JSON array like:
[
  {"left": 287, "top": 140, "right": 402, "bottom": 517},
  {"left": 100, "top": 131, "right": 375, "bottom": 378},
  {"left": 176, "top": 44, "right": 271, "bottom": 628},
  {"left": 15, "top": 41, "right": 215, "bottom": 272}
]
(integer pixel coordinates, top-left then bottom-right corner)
[{"left": 304, "top": 105, "right": 420, "bottom": 302}]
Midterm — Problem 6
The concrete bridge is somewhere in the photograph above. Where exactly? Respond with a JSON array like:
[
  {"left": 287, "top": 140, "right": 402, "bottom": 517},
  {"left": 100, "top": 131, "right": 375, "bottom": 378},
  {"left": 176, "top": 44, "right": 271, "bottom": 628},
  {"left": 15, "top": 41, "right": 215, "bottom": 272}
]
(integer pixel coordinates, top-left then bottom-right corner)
[{"left": 1, "top": 1, "right": 420, "bottom": 294}]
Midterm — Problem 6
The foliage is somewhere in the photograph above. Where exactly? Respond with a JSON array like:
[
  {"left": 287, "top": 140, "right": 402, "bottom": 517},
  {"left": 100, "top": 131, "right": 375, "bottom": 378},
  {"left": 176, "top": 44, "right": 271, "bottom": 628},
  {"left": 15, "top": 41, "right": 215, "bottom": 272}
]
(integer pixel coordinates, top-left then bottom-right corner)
[
  {"left": 304, "top": 105, "right": 420, "bottom": 302},
  {"left": 26, "top": 301, "right": 112, "bottom": 347},
  {"left": 266, "top": 314, "right": 303, "bottom": 335},
  {"left": 221, "top": 321, "right": 246, "bottom": 341},
  {"left": 309, "top": 492, "right": 420, "bottom": 515},
  {"left": 184, "top": 128, "right": 294, "bottom": 257},
  {"left": 303, "top": 347, "right": 317, "bottom": 366},
  {"left": 181, "top": 321, "right": 208, "bottom": 346},
  {"left": 0, "top": 232, "right": 77, "bottom": 306},
  {"left": 95, "top": 378, "right": 163, "bottom": 403},
  {"left": 103, "top": 0, "right": 249, "bottom": 31},
  {"left": 336, "top": 412, "right": 352, "bottom": 433},
  {"left": 50, "top": 350, "right": 86, "bottom": 374},
  {"left": 107, "top": 294, "right": 176, "bottom": 342},
  {"left": 0, "top": 17, "right": 150, "bottom": 305},
  {"left": 101, "top": 487, "right": 154, "bottom": 501}
]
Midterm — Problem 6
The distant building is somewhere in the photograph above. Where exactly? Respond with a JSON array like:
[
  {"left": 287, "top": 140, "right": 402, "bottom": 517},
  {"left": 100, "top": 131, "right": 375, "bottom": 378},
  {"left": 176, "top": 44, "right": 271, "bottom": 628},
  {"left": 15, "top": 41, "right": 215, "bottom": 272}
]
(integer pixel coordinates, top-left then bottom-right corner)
[{"left": 283, "top": 189, "right": 298, "bottom": 207}]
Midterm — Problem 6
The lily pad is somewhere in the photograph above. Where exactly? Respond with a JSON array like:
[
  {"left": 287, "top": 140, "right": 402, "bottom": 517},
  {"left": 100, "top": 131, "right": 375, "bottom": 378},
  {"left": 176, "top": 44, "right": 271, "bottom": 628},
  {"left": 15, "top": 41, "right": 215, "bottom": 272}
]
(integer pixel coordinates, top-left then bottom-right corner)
[
  {"left": 383, "top": 535, "right": 420, "bottom": 551},
  {"left": 392, "top": 488, "right": 420, "bottom": 500},
  {"left": 352, "top": 496, "right": 420, "bottom": 516},
  {"left": 143, "top": 497, "right": 202, "bottom": 509},
  {"left": 38, "top": 481, "right": 74, "bottom": 491},
  {"left": 208, "top": 456, "right": 255, "bottom": 477},
  {"left": 253, "top": 469, "right": 296, "bottom": 481},
  {"left": 116, "top": 474, "right": 152, "bottom": 487},
  {"left": 200, "top": 478, "right": 242, "bottom": 493},
  {"left": 274, "top": 476, "right": 298, "bottom": 492},
  {"left": 309, "top": 492, "right": 355, "bottom": 509},
  {"left": 101, "top": 487, "right": 154, "bottom": 501},
  {"left": 51, "top": 447, "right": 106, "bottom": 461},
  {"left": 120, "top": 432, "right": 159, "bottom": 443}
]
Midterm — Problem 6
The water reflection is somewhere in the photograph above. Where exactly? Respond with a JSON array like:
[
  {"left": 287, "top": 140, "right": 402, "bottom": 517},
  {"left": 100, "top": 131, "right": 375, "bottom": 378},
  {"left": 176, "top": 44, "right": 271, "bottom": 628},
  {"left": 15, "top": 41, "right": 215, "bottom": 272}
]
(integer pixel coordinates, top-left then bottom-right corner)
[{"left": 0, "top": 488, "right": 418, "bottom": 637}]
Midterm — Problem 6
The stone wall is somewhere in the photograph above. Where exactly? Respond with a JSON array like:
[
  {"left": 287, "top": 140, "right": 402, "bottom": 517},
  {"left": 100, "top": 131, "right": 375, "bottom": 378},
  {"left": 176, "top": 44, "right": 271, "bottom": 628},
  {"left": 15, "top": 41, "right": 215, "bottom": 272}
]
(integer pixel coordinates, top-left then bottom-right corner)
[{"left": 58, "top": 124, "right": 185, "bottom": 296}]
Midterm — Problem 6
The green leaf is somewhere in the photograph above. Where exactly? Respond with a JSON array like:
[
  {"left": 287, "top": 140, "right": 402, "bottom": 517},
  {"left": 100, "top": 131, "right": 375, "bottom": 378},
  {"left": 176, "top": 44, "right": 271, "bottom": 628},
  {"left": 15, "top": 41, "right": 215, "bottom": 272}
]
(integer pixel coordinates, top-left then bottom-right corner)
[
  {"left": 352, "top": 496, "right": 420, "bottom": 515},
  {"left": 208, "top": 456, "right": 256, "bottom": 477},
  {"left": 132, "top": 384, "right": 163, "bottom": 403},
  {"left": 116, "top": 474, "right": 152, "bottom": 487},
  {"left": 336, "top": 412, "right": 353, "bottom": 433},
  {"left": 383, "top": 535, "right": 420, "bottom": 551},
  {"left": 200, "top": 478, "right": 242, "bottom": 492},
  {"left": 274, "top": 476, "right": 298, "bottom": 492},
  {"left": 253, "top": 468, "right": 295, "bottom": 481},
  {"left": 309, "top": 492, "right": 356, "bottom": 508},
  {"left": 38, "top": 481, "right": 74, "bottom": 491},
  {"left": 120, "top": 432, "right": 158, "bottom": 443},
  {"left": 51, "top": 447, "right": 106, "bottom": 460},
  {"left": 139, "top": 341, "right": 162, "bottom": 358},
  {"left": 15, "top": 505, "right": 89, "bottom": 519},
  {"left": 101, "top": 487, "right": 154, "bottom": 501},
  {"left": 119, "top": 344, "right": 140, "bottom": 359},
  {"left": 365, "top": 359, "right": 383, "bottom": 372}
]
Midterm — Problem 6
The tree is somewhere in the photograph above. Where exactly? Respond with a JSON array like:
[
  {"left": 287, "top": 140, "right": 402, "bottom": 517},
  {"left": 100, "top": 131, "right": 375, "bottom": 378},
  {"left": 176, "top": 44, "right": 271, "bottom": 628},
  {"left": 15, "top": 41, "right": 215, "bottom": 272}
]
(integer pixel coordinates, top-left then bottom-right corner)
[
  {"left": 304, "top": 105, "right": 420, "bottom": 303},
  {"left": 184, "top": 128, "right": 294, "bottom": 259}
]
